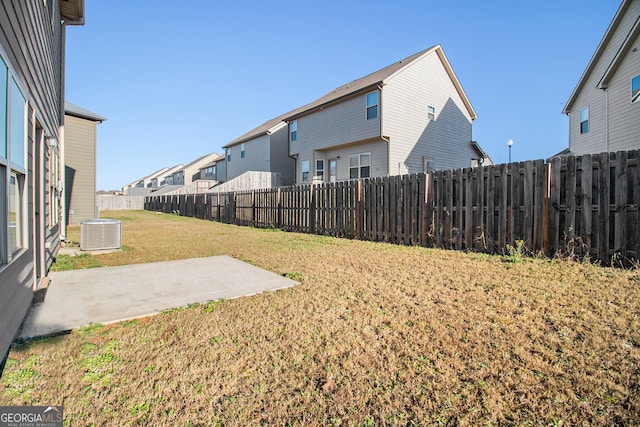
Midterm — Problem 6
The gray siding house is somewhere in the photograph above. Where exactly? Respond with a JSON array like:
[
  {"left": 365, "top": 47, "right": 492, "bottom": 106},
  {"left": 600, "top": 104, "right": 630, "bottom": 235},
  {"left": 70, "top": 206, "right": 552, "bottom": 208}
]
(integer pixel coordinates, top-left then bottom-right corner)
[
  {"left": 563, "top": 0, "right": 640, "bottom": 155},
  {"left": 0, "top": 0, "right": 84, "bottom": 366},
  {"left": 169, "top": 152, "right": 220, "bottom": 186},
  {"left": 223, "top": 116, "right": 295, "bottom": 186},
  {"left": 286, "top": 45, "right": 484, "bottom": 184},
  {"left": 64, "top": 102, "right": 105, "bottom": 226},
  {"left": 198, "top": 154, "right": 226, "bottom": 182}
]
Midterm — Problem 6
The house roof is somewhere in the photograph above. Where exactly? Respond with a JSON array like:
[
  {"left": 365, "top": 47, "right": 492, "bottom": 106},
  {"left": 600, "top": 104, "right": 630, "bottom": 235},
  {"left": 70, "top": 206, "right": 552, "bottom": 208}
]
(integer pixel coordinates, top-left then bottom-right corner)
[
  {"left": 223, "top": 45, "right": 476, "bottom": 150},
  {"left": 198, "top": 154, "right": 226, "bottom": 170},
  {"left": 283, "top": 45, "right": 477, "bottom": 122},
  {"left": 172, "top": 152, "right": 220, "bottom": 175},
  {"left": 223, "top": 115, "right": 289, "bottom": 148},
  {"left": 563, "top": 0, "right": 635, "bottom": 113},
  {"left": 60, "top": 0, "right": 85, "bottom": 25},
  {"left": 65, "top": 101, "right": 106, "bottom": 122}
]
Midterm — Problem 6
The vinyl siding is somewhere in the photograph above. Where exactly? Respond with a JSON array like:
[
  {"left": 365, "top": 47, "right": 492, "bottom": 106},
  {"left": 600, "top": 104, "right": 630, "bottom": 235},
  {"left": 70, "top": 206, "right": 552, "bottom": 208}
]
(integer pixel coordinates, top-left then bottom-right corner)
[
  {"left": 290, "top": 92, "right": 382, "bottom": 184},
  {"left": 0, "top": 0, "right": 65, "bottom": 360},
  {"left": 568, "top": 0, "right": 640, "bottom": 154},
  {"left": 65, "top": 114, "right": 96, "bottom": 224},
  {"left": 607, "top": 31, "right": 640, "bottom": 152},
  {"left": 383, "top": 50, "right": 474, "bottom": 174},
  {"left": 226, "top": 135, "right": 270, "bottom": 181},
  {"left": 269, "top": 126, "right": 295, "bottom": 185},
  {"left": 297, "top": 140, "right": 388, "bottom": 183}
]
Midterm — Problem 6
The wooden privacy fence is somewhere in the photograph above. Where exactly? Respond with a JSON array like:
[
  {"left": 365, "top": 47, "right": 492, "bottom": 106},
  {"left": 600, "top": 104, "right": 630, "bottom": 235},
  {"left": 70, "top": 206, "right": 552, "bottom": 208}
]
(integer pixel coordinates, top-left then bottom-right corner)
[{"left": 145, "top": 150, "right": 640, "bottom": 264}]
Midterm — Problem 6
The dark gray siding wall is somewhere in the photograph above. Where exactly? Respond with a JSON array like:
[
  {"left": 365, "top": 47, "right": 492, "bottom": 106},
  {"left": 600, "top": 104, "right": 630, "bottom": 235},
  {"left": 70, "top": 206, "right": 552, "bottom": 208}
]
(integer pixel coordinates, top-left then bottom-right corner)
[
  {"left": 0, "top": 0, "right": 65, "bottom": 360},
  {"left": 269, "top": 126, "right": 295, "bottom": 186},
  {"left": 65, "top": 114, "right": 96, "bottom": 224}
]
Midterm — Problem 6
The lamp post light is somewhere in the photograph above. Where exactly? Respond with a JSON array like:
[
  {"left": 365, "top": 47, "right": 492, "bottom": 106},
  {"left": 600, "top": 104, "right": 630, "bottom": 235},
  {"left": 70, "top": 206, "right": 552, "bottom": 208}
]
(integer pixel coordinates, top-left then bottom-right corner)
[{"left": 507, "top": 139, "right": 513, "bottom": 163}]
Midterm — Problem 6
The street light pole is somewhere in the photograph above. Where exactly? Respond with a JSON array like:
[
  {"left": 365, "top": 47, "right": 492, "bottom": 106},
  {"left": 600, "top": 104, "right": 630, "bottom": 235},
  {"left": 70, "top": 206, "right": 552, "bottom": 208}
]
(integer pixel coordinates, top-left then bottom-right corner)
[{"left": 508, "top": 139, "right": 513, "bottom": 163}]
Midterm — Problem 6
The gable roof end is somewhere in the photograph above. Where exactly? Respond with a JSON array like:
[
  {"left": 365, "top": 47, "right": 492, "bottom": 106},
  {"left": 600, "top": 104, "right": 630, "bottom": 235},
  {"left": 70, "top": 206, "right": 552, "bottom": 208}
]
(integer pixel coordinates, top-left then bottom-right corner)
[
  {"left": 599, "top": 14, "right": 640, "bottom": 88},
  {"left": 284, "top": 45, "right": 477, "bottom": 122},
  {"left": 563, "top": 0, "right": 633, "bottom": 113}
]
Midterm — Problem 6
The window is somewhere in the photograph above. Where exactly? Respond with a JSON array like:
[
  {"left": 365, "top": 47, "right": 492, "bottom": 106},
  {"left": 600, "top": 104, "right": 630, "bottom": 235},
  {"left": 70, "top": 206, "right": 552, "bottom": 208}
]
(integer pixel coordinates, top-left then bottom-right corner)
[
  {"left": 290, "top": 120, "right": 297, "bottom": 141},
  {"left": 579, "top": 107, "right": 589, "bottom": 134},
  {"left": 241, "top": 143, "right": 245, "bottom": 158},
  {"left": 632, "top": 75, "right": 640, "bottom": 104},
  {"left": 9, "top": 78, "right": 25, "bottom": 168},
  {"left": 9, "top": 172, "right": 22, "bottom": 255},
  {"left": 316, "top": 159, "right": 324, "bottom": 181},
  {"left": 301, "top": 160, "right": 309, "bottom": 181},
  {"left": 0, "top": 60, "right": 6, "bottom": 159},
  {"left": 423, "top": 157, "right": 435, "bottom": 173},
  {"left": 226, "top": 148, "right": 231, "bottom": 162},
  {"left": 428, "top": 105, "right": 436, "bottom": 121},
  {"left": 366, "top": 91, "right": 378, "bottom": 120},
  {"left": 349, "top": 153, "right": 371, "bottom": 179}
]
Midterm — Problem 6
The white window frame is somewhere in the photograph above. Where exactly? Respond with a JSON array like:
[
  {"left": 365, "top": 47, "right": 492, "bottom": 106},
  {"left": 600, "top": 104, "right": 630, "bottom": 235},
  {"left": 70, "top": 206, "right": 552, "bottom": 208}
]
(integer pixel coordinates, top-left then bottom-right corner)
[
  {"left": 226, "top": 148, "right": 231, "bottom": 162},
  {"left": 240, "top": 143, "right": 245, "bottom": 158},
  {"left": 316, "top": 159, "right": 324, "bottom": 182},
  {"left": 579, "top": 107, "right": 589, "bottom": 134},
  {"left": 632, "top": 74, "right": 640, "bottom": 104},
  {"left": 349, "top": 152, "right": 371, "bottom": 179},
  {"left": 428, "top": 105, "right": 436, "bottom": 121},
  {"left": 290, "top": 120, "right": 297, "bottom": 142},
  {"left": 301, "top": 160, "right": 310, "bottom": 182},
  {"left": 366, "top": 91, "right": 378, "bottom": 120}
]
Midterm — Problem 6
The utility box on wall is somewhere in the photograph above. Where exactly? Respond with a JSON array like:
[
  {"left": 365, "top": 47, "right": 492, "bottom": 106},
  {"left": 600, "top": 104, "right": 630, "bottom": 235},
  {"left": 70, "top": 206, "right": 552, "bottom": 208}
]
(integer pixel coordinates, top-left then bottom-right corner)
[{"left": 80, "top": 219, "right": 122, "bottom": 251}]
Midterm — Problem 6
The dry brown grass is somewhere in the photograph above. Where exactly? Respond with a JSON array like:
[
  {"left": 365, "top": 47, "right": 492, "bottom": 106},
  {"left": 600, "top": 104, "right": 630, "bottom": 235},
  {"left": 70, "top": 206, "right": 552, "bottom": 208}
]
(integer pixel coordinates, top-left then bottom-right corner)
[{"left": 2, "top": 210, "right": 640, "bottom": 425}]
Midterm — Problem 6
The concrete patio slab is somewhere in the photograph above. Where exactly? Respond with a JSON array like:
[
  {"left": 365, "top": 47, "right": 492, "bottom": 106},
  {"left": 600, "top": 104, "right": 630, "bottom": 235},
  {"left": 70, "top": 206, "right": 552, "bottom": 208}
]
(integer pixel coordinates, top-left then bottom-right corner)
[{"left": 18, "top": 256, "right": 297, "bottom": 340}]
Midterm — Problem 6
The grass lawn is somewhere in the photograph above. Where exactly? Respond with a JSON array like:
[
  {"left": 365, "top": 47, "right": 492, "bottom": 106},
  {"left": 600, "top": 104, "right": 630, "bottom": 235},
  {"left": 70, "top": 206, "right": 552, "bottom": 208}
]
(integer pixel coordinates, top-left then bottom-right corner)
[{"left": 1, "top": 210, "right": 639, "bottom": 425}]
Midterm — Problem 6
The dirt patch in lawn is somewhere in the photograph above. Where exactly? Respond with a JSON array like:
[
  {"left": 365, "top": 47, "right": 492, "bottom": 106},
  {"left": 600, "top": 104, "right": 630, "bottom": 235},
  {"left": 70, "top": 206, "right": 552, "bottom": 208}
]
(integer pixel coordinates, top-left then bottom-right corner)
[{"left": 3, "top": 211, "right": 640, "bottom": 425}]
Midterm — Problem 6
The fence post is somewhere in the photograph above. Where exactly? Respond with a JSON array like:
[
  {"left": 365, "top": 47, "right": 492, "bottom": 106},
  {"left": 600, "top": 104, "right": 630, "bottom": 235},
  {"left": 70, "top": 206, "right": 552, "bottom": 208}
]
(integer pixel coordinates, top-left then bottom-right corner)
[{"left": 356, "top": 180, "right": 363, "bottom": 239}]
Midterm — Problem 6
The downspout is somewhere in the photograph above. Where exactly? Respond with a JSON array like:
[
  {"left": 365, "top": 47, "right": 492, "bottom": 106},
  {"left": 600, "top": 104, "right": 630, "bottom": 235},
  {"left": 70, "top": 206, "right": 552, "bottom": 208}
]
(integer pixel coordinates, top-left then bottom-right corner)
[{"left": 605, "top": 87, "right": 610, "bottom": 153}]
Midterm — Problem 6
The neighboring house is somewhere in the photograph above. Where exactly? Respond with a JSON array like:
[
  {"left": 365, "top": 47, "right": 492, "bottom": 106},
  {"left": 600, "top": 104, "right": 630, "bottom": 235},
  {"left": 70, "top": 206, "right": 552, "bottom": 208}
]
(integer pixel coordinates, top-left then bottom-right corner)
[
  {"left": 0, "top": 1, "right": 84, "bottom": 366},
  {"left": 285, "top": 45, "right": 484, "bottom": 184},
  {"left": 198, "top": 154, "right": 226, "bottom": 182},
  {"left": 151, "top": 164, "right": 184, "bottom": 187},
  {"left": 563, "top": 0, "right": 640, "bottom": 155},
  {"left": 223, "top": 115, "right": 295, "bottom": 185},
  {"left": 168, "top": 152, "right": 220, "bottom": 186},
  {"left": 64, "top": 101, "right": 105, "bottom": 226}
]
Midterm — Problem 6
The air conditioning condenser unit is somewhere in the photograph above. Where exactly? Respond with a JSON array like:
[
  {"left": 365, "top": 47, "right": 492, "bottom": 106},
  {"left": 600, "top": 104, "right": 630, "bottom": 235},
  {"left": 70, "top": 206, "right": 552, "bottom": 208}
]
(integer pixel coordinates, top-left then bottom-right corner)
[{"left": 80, "top": 219, "right": 122, "bottom": 251}]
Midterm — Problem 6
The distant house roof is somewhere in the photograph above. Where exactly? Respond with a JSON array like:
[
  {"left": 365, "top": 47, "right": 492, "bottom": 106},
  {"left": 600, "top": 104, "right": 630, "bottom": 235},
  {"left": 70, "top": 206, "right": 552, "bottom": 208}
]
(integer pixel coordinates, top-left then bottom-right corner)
[
  {"left": 563, "top": 0, "right": 636, "bottom": 113},
  {"left": 65, "top": 101, "right": 106, "bottom": 122},
  {"left": 283, "top": 45, "right": 477, "bottom": 122},
  {"left": 198, "top": 154, "right": 226, "bottom": 170},
  {"left": 223, "top": 116, "right": 289, "bottom": 148},
  {"left": 172, "top": 152, "right": 220, "bottom": 174}
]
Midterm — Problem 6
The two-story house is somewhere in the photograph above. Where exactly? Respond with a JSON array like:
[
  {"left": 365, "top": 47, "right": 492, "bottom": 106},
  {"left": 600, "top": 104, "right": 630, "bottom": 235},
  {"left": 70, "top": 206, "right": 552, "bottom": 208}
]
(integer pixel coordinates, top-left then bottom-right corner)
[
  {"left": 563, "top": 0, "right": 640, "bottom": 155},
  {"left": 223, "top": 114, "right": 295, "bottom": 185},
  {"left": 168, "top": 152, "right": 220, "bottom": 186},
  {"left": 0, "top": 0, "right": 84, "bottom": 368},
  {"left": 64, "top": 102, "right": 105, "bottom": 226},
  {"left": 286, "top": 45, "right": 485, "bottom": 184}
]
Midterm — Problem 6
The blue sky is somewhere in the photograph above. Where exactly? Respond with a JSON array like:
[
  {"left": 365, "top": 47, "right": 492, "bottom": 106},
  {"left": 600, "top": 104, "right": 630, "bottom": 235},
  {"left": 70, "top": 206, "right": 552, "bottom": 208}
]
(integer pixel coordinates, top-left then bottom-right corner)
[{"left": 65, "top": 1, "right": 621, "bottom": 191}]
